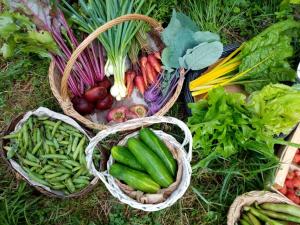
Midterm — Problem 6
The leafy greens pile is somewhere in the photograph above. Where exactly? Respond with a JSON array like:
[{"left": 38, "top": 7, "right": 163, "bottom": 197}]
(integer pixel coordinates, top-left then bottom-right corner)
[
  {"left": 161, "top": 10, "right": 223, "bottom": 71},
  {"left": 0, "top": 12, "right": 58, "bottom": 58},
  {"left": 188, "top": 84, "right": 300, "bottom": 169},
  {"left": 238, "top": 19, "right": 300, "bottom": 92}
]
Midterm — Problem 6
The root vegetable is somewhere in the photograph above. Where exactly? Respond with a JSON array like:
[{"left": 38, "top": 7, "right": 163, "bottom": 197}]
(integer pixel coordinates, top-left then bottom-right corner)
[
  {"left": 125, "top": 110, "right": 138, "bottom": 120},
  {"left": 134, "top": 75, "right": 146, "bottom": 95},
  {"left": 72, "top": 97, "right": 94, "bottom": 115},
  {"left": 84, "top": 86, "right": 107, "bottom": 103},
  {"left": 130, "top": 105, "right": 147, "bottom": 118},
  {"left": 145, "top": 62, "right": 157, "bottom": 84},
  {"left": 96, "top": 94, "right": 114, "bottom": 110},
  {"left": 154, "top": 51, "right": 161, "bottom": 60},
  {"left": 107, "top": 106, "right": 128, "bottom": 122},
  {"left": 125, "top": 70, "right": 136, "bottom": 97},
  {"left": 148, "top": 54, "right": 161, "bottom": 73},
  {"left": 98, "top": 77, "right": 112, "bottom": 89},
  {"left": 140, "top": 56, "right": 148, "bottom": 87}
]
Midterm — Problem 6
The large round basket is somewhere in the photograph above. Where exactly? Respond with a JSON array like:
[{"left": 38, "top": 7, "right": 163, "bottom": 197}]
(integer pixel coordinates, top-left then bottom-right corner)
[
  {"left": 0, "top": 108, "right": 101, "bottom": 198},
  {"left": 85, "top": 116, "right": 192, "bottom": 211},
  {"left": 227, "top": 191, "right": 300, "bottom": 225},
  {"left": 49, "top": 14, "right": 185, "bottom": 130}
]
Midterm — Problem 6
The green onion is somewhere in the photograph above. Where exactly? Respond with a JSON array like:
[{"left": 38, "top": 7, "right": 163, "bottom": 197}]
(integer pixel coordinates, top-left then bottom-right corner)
[{"left": 61, "top": 0, "right": 155, "bottom": 100}]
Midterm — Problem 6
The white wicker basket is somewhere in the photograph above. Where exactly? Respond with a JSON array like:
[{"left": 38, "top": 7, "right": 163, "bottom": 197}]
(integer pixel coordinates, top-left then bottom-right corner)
[{"left": 85, "top": 116, "right": 192, "bottom": 211}]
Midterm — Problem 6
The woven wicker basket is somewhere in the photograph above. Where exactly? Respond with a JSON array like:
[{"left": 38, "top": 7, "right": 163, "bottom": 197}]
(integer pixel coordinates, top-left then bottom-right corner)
[
  {"left": 49, "top": 14, "right": 185, "bottom": 130},
  {"left": 85, "top": 116, "right": 192, "bottom": 211},
  {"left": 0, "top": 108, "right": 101, "bottom": 198},
  {"left": 227, "top": 191, "right": 300, "bottom": 225}
]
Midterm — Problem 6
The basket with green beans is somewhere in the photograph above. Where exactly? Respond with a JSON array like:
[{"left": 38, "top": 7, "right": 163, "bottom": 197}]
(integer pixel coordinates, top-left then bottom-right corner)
[
  {"left": 1, "top": 109, "right": 101, "bottom": 197},
  {"left": 228, "top": 191, "right": 300, "bottom": 225}
]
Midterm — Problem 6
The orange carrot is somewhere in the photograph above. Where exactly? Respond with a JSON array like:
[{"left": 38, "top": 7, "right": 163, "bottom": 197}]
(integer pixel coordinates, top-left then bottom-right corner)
[
  {"left": 134, "top": 75, "right": 145, "bottom": 95},
  {"left": 125, "top": 70, "right": 136, "bottom": 97},
  {"left": 140, "top": 56, "right": 148, "bottom": 87},
  {"left": 148, "top": 54, "right": 161, "bottom": 74},
  {"left": 146, "top": 62, "right": 157, "bottom": 84}
]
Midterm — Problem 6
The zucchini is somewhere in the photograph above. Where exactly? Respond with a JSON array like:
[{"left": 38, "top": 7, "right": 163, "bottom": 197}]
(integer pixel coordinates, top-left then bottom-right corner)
[
  {"left": 139, "top": 128, "right": 177, "bottom": 176},
  {"left": 127, "top": 137, "right": 174, "bottom": 188},
  {"left": 111, "top": 146, "right": 145, "bottom": 171},
  {"left": 109, "top": 163, "right": 160, "bottom": 193}
]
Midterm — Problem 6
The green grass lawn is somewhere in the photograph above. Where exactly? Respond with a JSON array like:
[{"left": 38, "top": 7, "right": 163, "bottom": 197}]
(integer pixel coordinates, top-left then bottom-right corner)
[{"left": 0, "top": 0, "right": 299, "bottom": 224}]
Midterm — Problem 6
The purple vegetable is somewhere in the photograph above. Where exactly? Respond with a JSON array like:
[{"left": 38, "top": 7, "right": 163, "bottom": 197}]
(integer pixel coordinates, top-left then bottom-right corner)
[
  {"left": 145, "top": 70, "right": 180, "bottom": 115},
  {"left": 8, "top": 2, "right": 105, "bottom": 96}
]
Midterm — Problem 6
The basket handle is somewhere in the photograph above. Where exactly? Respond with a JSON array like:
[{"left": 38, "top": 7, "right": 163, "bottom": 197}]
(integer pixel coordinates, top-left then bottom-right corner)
[
  {"left": 60, "top": 14, "right": 163, "bottom": 101},
  {"left": 85, "top": 116, "right": 193, "bottom": 183}
]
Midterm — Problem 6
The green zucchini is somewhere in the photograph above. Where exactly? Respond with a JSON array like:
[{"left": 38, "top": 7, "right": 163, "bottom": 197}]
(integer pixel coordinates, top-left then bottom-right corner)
[
  {"left": 139, "top": 128, "right": 177, "bottom": 176},
  {"left": 109, "top": 163, "right": 160, "bottom": 193},
  {"left": 111, "top": 146, "right": 145, "bottom": 171},
  {"left": 127, "top": 137, "right": 174, "bottom": 188}
]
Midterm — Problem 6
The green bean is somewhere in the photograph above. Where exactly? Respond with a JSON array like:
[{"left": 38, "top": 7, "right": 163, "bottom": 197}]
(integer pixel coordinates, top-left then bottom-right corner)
[
  {"left": 73, "top": 137, "right": 85, "bottom": 160},
  {"left": 39, "top": 165, "right": 53, "bottom": 174},
  {"left": 32, "top": 141, "right": 43, "bottom": 155},
  {"left": 247, "top": 212, "right": 261, "bottom": 225},
  {"left": 47, "top": 161, "right": 59, "bottom": 167},
  {"left": 56, "top": 167, "right": 72, "bottom": 174},
  {"left": 59, "top": 141, "right": 69, "bottom": 145},
  {"left": 79, "top": 150, "right": 86, "bottom": 166},
  {"left": 66, "top": 136, "right": 73, "bottom": 155},
  {"left": 50, "top": 174, "right": 70, "bottom": 181},
  {"left": 45, "top": 128, "right": 52, "bottom": 140},
  {"left": 22, "top": 124, "right": 29, "bottom": 149},
  {"left": 42, "top": 120, "right": 56, "bottom": 127},
  {"left": 244, "top": 207, "right": 284, "bottom": 225},
  {"left": 71, "top": 166, "right": 82, "bottom": 173},
  {"left": 240, "top": 219, "right": 251, "bottom": 225},
  {"left": 41, "top": 154, "right": 68, "bottom": 160},
  {"left": 28, "top": 117, "right": 33, "bottom": 131},
  {"left": 36, "top": 128, "right": 41, "bottom": 143},
  {"left": 74, "top": 183, "right": 87, "bottom": 189},
  {"left": 2, "top": 133, "right": 19, "bottom": 139},
  {"left": 44, "top": 172, "right": 63, "bottom": 179},
  {"left": 45, "top": 140, "right": 55, "bottom": 147},
  {"left": 73, "top": 168, "right": 87, "bottom": 178},
  {"left": 61, "top": 162, "right": 73, "bottom": 170},
  {"left": 22, "top": 159, "right": 41, "bottom": 168},
  {"left": 51, "top": 121, "right": 62, "bottom": 137},
  {"left": 43, "top": 142, "right": 50, "bottom": 155},
  {"left": 72, "top": 137, "right": 79, "bottom": 153},
  {"left": 259, "top": 208, "right": 300, "bottom": 223},
  {"left": 73, "top": 178, "right": 90, "bottom": 185},
  {"left": 261, "top": 203, "right": 300, "bottom": 218},
  {"left": 53, "top": 138, "right": 59, "bottom": 149},
  {"left": 51, "top": 184, "right": 66, "bottom": 190},
  {"left": 55, "top": 134, "right": 64, "bottom": 142},
  {"left": 64, "top": 160, "right": 81, "bottom": 167},
  {"left": 38, "top": 116, "right": 50, "bottom": 121},
  {"left": 33, "top": 129, "right": 38, "bottom": 145},
  {"left": 26, "top": 152, "right": 40, "bottom": 163},
  {"left": 65, "top": 178, "right": 75, "bottom": 193},
  {"left": 49, "top": 146, "right": 56, "bottom": 155},
  {"left": 62, "top": 124, "right": 78, "bottom": 132}
]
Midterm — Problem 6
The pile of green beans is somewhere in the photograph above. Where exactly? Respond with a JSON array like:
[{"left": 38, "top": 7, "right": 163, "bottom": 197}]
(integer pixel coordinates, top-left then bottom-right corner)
[
  {"left": 3, "top": 116, "right": 100, "bottom": 195},
  {"left": 239, "top": 202, "right": 300, "bottom": 225}
]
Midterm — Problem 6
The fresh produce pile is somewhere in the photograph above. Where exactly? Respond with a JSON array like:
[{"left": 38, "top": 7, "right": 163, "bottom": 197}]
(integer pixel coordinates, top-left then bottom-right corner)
[
  {"left": 238, "top": 202, "right": 300, "bottom": 225},
  {"left": 189, "top": 19, "right": 300, "bottom": 97},
  {"left": 2, "top": 116, "right": 98, "bottom": 195},
  {"left": 278, "top": 170, "right": 300, "bottom": 205},
  {"left": 109, "top": 128, "right": 177, "bottom": 193},
  {"left": 294, "top": 150, "right": 300, "bottom": 165}
]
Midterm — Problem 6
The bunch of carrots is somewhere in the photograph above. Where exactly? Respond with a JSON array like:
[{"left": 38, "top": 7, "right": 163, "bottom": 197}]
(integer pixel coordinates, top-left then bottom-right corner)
[{"left": 126, "top": 52, "right": 162, "bottom": 97}]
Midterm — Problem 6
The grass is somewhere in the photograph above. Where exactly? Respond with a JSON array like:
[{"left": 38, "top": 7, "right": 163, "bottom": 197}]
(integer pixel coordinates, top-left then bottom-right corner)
[{"left": 0, "top": 1, "right": 299, "bottom": 225}]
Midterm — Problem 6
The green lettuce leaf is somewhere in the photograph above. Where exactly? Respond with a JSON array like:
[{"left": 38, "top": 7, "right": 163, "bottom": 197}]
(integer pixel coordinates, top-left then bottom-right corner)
[{"left": 247, "top": 84, "right": 300, "bottom": 135}]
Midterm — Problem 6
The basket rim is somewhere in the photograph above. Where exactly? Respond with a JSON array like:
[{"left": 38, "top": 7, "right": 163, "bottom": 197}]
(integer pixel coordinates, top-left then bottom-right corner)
[{"left": 0, "top": 113, "right": 99, "bottom": 199}]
